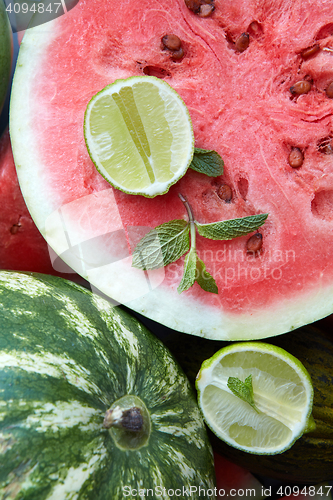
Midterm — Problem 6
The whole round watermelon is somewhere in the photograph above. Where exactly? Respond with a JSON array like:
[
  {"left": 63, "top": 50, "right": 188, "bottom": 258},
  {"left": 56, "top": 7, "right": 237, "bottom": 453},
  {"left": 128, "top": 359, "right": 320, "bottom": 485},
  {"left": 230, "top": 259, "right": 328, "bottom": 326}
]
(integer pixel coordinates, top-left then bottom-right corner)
[
  {"left": 9, "top": 0, "right": 333, "bottom": 340},
  {"left": 0, "top": 271, "right": 215, "bottom": 498}
]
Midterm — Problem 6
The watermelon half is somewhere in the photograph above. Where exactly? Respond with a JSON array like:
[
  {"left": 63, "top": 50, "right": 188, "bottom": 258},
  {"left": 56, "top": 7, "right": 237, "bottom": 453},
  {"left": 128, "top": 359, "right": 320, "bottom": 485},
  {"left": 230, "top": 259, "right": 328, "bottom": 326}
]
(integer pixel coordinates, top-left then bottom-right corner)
[{"left": 9, "top": 0, "right": 333, "bottom": 340}]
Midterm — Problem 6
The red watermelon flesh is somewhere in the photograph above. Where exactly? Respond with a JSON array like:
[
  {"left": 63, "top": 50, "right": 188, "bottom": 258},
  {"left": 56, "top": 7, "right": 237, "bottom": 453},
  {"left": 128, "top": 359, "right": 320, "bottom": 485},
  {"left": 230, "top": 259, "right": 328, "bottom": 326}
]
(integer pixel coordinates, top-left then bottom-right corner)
[
  {"left": 0, "top": 128, "right": 80, "bottom": 278},
  {"left": 213, "top": 452, "right": 264, "bottom": 500},
  {"left": 9, "top": 0, "right": 333, "bottom": 339}
]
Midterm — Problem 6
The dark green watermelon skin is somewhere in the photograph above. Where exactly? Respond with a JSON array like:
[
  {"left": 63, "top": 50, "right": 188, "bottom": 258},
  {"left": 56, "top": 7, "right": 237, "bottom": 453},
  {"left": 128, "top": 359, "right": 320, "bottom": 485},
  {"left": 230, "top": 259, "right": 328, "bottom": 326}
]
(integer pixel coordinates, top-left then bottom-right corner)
[
  {"left": 164, "top": 326, "right": 333, "bottom": 484},
  {"left": 0, "top": 271, "right": 215, "bottom": 499},
  {"left": 0, "top": 1, "right": 11, "bottom": 114}
]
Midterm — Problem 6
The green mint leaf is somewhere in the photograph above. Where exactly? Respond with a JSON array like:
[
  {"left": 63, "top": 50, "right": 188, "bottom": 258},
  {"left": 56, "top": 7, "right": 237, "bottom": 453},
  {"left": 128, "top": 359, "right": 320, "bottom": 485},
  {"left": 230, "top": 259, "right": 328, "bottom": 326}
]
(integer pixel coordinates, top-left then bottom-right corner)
[
  {"left": 132, "top": 219, "right": 189, "bottom": 270},
  {"left": 177, "top": 252, "right": 218, "bottom": 294},
  {"left": 195, "top": 257, "right": 218, "bottom": 294},
  {"left": 189, "top": 148, "right": 224, "bottom": 177},
  {"left": 196, "top": 213, "right": 268, "bottom": 240},
  {"left": 227, "top": 375, "right": 260, "bottom": 413},
  {"left": 177, "top": 248, "right": 197, "bottom": 294}
]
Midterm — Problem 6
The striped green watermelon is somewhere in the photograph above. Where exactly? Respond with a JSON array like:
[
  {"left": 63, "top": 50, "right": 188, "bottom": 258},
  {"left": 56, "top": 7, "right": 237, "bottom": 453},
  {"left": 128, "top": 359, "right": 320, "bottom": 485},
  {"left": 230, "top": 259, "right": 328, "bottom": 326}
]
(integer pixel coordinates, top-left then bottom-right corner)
[
  {"left": 9, "top": 0, "right": 333, "bottom": 340},
  {"left": 0, "top": 271, "right": 215, "bottom": 499}
]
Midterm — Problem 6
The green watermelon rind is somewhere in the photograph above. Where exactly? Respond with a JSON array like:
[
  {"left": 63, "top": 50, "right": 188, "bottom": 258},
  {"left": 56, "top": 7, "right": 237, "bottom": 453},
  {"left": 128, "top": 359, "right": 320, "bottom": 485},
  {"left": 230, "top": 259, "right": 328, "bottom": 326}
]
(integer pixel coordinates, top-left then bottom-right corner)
[
  {"left": 0, "top": 1, "right": 12, "bottom": 114},
  {"left": 0, "top": 270, "right": 215, "bottom": 499}
]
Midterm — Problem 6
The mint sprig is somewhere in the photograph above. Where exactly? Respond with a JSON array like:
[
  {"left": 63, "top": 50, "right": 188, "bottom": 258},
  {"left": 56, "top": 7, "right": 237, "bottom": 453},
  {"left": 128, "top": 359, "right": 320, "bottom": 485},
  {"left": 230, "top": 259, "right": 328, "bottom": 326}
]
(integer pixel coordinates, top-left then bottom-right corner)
[
  {"left": 227, "top": 375, "right": 260, "bottom": 413},
  {"left": 189, "top": 148, "right": 224, "bottom": 177},
  {"left": 132, "top": 219, "right": 189, "bottom": 270},
  {"left": 132, "top": 194, "right": 268, "bottom": 294},
  {"left": 194, "top": 257, "right": 218, "bottom": 294},
  {"left": 176, "top": 195, "right": 218, "bottom": 294},
  {"left": 177, "top": 248, "right": 197, "bottom": 294},
  {"left": 196, "top": 213, "right": 268, "bottom": 240},
  {"left": 177, "top": 244, "right": 218, "bottom": 294}
]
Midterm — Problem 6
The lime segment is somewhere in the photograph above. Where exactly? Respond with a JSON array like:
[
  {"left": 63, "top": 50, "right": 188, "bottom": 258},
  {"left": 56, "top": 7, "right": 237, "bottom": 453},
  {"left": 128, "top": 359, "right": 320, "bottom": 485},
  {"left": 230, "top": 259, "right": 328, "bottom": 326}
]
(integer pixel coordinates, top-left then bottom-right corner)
[
  {"left": 84, "top": 76, "right": 194, "bottom": 197},
  {"left": 196, "top": 342, "right": 314, "bottom": 455}
]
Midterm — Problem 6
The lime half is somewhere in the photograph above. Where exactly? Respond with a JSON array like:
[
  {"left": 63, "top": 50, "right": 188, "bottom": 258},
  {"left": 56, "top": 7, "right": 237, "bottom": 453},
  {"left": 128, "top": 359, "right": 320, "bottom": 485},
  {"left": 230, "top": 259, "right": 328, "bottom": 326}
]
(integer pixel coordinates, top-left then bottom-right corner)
[
  {"left": 84, "top": 75, "right": 194, "bottom": 197},
  {"left": 196, "top": 342, "right": 314, "bottom": 455}
]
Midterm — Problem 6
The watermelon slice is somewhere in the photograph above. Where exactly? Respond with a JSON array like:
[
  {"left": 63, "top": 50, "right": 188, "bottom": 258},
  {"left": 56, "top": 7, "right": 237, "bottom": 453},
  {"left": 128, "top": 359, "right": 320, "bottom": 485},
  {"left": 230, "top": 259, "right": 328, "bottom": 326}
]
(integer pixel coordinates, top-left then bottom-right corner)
[
  {"left": 9, "top": 0, "right": 333, "bottom": 340},
  {"left": 0, "top": 128, "right": 80, "bottom": 279}
]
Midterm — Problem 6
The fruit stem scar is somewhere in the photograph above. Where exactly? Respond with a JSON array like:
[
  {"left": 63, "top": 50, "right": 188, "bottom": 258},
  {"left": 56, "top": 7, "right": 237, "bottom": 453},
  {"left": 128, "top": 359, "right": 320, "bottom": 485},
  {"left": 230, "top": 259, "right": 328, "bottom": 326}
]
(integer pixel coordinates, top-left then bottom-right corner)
[
  {"left": 103, "top": 396, "right": 151, "bottom": 450},
  {"left": 103, "top": 405, "right": 144, "bottom": 431}
]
